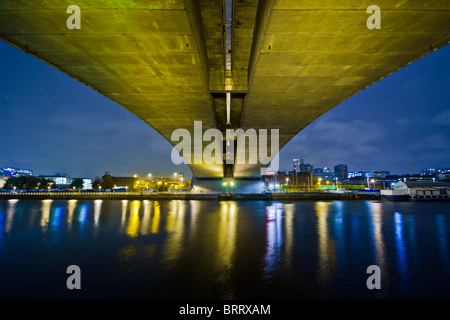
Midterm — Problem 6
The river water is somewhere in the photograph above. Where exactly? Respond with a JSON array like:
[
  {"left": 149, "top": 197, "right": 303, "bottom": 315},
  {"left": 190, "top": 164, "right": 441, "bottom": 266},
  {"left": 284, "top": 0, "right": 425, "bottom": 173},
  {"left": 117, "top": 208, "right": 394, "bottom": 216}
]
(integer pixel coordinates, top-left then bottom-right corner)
[{"left": 0, "top": 199, "right": 449, "bottom": 299}]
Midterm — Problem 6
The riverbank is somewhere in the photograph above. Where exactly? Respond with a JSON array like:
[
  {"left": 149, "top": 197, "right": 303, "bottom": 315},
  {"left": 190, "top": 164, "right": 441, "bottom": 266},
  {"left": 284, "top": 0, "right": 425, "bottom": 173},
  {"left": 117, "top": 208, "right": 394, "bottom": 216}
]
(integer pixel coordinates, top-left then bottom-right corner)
[{"left": 0, "top": 191, "right": 381, "bottom": 201}]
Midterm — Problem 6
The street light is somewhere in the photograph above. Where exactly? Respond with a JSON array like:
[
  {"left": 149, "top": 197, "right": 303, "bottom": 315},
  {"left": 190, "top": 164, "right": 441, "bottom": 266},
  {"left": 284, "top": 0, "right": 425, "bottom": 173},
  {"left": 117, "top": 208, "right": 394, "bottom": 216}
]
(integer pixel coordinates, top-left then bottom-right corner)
[{"left": 371, "top": 179, "right": 375, "bottom": 189}]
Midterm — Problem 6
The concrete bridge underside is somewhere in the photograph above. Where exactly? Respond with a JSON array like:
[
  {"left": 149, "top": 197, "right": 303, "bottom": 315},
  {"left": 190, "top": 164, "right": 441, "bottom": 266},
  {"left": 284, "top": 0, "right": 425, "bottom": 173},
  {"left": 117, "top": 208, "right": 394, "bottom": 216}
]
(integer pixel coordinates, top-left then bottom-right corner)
[{"left": 1, "top": 0, "right": 449, "bottom": 179}]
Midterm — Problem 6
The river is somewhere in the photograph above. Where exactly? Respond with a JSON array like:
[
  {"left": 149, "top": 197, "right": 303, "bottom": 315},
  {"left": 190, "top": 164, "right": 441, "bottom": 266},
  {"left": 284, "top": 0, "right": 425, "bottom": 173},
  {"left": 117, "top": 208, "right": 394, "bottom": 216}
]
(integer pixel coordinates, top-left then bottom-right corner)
[{"left": 0, "top": 199, "right": 449, "bottom": 299}]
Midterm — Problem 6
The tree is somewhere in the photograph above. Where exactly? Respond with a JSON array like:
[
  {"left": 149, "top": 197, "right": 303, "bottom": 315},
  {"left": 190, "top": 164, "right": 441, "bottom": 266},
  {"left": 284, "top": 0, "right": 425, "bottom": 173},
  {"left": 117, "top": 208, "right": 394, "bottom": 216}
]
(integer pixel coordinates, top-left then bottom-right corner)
[
  {"left": 36, "top": 178, "right": 52, "bottom": 189},
  {"left": 101, "top": 175, "right": 114, "bottom": 190},
  {"left": 92, "top": 177, "right": 100, "bottom": 190},
  {"left": 70, "top": 178, "right": 84, "bottom": 190},
  {"left": 25, "top": 176, "right": 38, "bottom": 191},
  {"left": 4, "top": 176, "right": 29, "bottom": 190}
]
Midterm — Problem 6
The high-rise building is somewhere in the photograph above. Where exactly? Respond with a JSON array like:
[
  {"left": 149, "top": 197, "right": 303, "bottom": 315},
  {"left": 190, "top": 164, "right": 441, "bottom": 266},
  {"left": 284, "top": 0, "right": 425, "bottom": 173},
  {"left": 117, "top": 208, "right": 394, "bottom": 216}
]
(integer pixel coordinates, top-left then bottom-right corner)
[
  {"left": 292, "top": 159, "right": 313, "bottom": 174},
  {"left": 293, "top": 159, "right": 300, "bottom": 172},
  {"left": 334, "top": 164, "right": 348, "bottom": 181},
  {"left": 301, "top": 163, "right": 314, "bottom": 173}
]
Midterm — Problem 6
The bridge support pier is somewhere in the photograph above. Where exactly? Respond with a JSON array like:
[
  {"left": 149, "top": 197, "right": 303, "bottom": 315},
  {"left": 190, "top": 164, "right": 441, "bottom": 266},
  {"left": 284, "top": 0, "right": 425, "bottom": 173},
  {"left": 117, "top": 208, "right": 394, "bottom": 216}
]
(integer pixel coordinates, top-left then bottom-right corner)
[{"left": 190, "top": 177, "right": 268, "bottom": 194}]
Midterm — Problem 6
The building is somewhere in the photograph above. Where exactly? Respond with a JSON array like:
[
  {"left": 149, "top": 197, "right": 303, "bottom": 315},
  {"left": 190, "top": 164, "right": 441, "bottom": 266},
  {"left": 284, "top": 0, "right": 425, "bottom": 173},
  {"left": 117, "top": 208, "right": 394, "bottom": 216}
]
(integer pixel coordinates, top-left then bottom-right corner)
[
  {"left": 348, "top": 171, "right": 371, "bottom": 178},
  {"left": 107, "top": 176, "right": 137, "bottom": 189},
  {"left": 293, "top": 159, "right": 300, "bottom": 172},
  {"left": 81, "top": 178, "right": 92, "bottom": 190},
  {"left": 421, "top": 168, "right": 450, "bottom": 176},
  {"left": 334, "top": 164, "right": 348, "bottom": 181},
  {"left": 0, "top": 175, "right": 9, "bottom": 189},
  {"left": 38, "top": 173, "right": 71, "bottom": 186},
  {"left": 300, "top": 163, "right": 314, "bottom": 173},
  {"left": 292, "top": 159, "right": 314, "bottom": 173},
  {"left": 0, "top": 167, "right": 33, "bottom": 177},
  {"left": 373, "top": 171, "right": 390, "bottom": 178},
  {"left": 313, "top": 167, "right": 331, "bottom": 174},
  {"left": 267, "top": 171, "right": 312, "bottom": 186},
  {"left": 312, "top": 171, "right": 338, "bottom": 182}
]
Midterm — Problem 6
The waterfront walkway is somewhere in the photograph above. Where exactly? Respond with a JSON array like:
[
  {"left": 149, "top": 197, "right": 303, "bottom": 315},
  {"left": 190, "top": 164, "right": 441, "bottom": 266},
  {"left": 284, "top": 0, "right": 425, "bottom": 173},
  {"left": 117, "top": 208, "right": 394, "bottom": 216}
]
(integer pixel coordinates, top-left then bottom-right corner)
[{"left": 0, "top": 191, "right": 381, "bottom": 201}]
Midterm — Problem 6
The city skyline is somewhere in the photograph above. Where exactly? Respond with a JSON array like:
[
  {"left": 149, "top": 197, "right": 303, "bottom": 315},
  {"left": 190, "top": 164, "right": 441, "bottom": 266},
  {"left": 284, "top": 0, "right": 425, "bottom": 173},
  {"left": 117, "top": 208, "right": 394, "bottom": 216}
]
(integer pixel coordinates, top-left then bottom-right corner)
[{"left": 0, "top": 41, "right": 449, "bottom": 178}]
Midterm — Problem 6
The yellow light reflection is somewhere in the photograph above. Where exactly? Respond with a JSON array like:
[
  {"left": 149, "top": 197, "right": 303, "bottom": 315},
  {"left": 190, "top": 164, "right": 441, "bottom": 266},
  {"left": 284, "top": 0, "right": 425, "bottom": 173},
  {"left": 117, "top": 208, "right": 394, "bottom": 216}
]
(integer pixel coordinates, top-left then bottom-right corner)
[
  {"left": 189, "top": 200, "right": 200, "bottom": 237},
  {"left": 284, "top": 203, "right": 294, "bottom": 269},
  {"left": 140, "top": 200, "right": 152, "bottom": 235},
  {"left": 126, "top": 201, "right": 140, "bottom": 238},
  {"left": 162, "top": 200, "right": 185, "bottom": 264},
  {"left": 218, "top": 201, "right": 237, "bottom": 267},
  {"left": 40, "top": 200, "right": 53, "bottom": 231},
  {"left": 67, "top": 200, "right": 77, "bottom": 229},
  {"left": 151, "top": 202, "right": 161, "bottom": 234},
  {"left": 316, "top": 201, "right": 336, "bottom": 284},
  {"left": 215, "top": 201, "right": 237, "bottom": 298}
]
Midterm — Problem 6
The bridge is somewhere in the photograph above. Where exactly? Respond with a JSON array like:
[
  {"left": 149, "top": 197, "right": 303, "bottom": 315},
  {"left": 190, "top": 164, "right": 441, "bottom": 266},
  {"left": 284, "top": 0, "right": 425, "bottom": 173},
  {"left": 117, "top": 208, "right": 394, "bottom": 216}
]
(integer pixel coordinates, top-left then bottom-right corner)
[{"left": 1, "top": 0, "right": 449, "bottom": 192}]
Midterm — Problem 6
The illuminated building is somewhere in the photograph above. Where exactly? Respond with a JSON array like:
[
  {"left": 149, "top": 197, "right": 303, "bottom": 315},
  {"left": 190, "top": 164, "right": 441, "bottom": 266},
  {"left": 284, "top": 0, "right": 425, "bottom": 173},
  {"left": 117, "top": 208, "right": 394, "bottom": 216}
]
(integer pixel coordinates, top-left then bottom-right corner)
[
  {"left": 373, "top": 171, "right": 390, "bottom": 178},
  {"left": 348, "top": 171, "right": 370, "bottom": 179},
  {"left": 38, "top": 173, "right": 71, "bottom": 186},
  {"left": 0, "top": 167, "right": 33, "bottom": 177},
  {"left": 0, "top": 175, "right": 8, "bottom": 188}
]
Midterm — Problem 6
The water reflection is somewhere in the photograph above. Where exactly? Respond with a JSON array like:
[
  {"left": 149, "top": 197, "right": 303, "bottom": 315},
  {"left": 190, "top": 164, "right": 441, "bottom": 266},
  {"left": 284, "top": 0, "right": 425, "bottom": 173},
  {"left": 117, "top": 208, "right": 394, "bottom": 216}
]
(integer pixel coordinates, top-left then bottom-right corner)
[
  {"left": 151, "top": 202, "right": 161, "bottom": 234},
  {"left": 67, "top": 200, "right": 77, "bottom": 230},
  {"left": 394, "top": 212, "right": 409, "bottom": 293},
  {"left": 263, "top": 203, "right": 283, "bottom": 279},
  {"left": 215, "top": 201, "right": 238, "bottom": 298},
  {"left": 315, "top": 202, "right": 337, "bottom": 286},
  {"left": 140, "top": 200, "right": 152, "bottom": 235},
  {"left": 366, "top": 202, "right": 388, "bottom": 296},
  {"left": 94, "top": 200, "right": 102, "bottom": 227},
  {"left": 0, "top": 199, "right": 449, "bottom": 299},
  {"left": 121, "top": 200, "right": 128, "bottom": 230},
  {"left": 162, "top": 200, "right": 185, "bottom": 266},
  {"left": 436, "top": 214, "right": 449, "bottom": 267},
  {"left": 126, "top": 201, "right": 141, "bottom": 238},
  {"left": 284, "top": 203, "right": 294, "bottom": 271},
  {"left": 5, "top": 200, "right": 18, "bottom": 233},
  {"left": 40, "top": 200, "right": 52, "bottom": 232},
  {"left": 0, "top": 209, "right": 5, "bottom": 255},
  {"left": 49, "top": 206, "right": 64, "bottom": 245},
  {"left": 333, "top": 201, "right": 345, "bottom": 267}
]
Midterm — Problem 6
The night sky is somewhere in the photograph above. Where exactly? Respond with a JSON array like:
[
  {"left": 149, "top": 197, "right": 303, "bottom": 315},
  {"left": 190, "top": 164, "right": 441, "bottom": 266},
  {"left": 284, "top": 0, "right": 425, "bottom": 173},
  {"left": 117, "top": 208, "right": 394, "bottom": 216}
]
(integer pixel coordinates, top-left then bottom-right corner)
[{"left": 0, "top": 40, "right": 449, "bottom": 179}]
